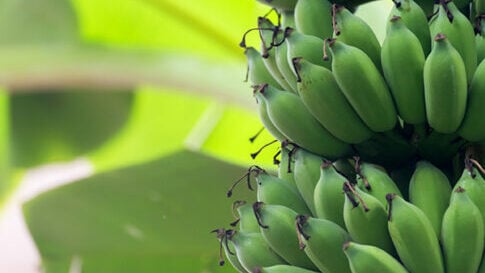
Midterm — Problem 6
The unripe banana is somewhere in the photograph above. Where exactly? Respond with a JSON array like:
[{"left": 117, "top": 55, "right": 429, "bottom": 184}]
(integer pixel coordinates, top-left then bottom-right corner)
[
  {"left": 293, "top": 58, "right": 373, "bottom": 144},
  {"left": 356, "top": 161, "right": 402, "bottom": 206},
  {"left": 295, "top": 215, "right": 352, "bottom": 273},
  {"left": 286, "top": 29, "right": 332, "bottom": 73},
  {"left": 233, "top": 201, "right": 261, "bottom": 233},
  {"left": 343, "top": 241, "right": 409, "bottom": 273},
  {"left": 477, "top": 20, "right": 485, "bottom": 63},
  {"left": 343, "top": 183, "right": 396, "bottom": 255},
  {"left": 227, "top": 230, "right": 286, "bottom": 272},
  {"left": 228, "top": 166, "right": 311, "bottom": 215},
  {"left": 256, "top": 96, "right": 286, "bottom": 142},
  {"left": 458, "top": 58, "right": 485, "bottom": 142},
  {"left": 294, "top": 148, "right": 324, "bottom": 215},
  {"left": 245, "top": 47, "right": 283, "bottom": 89},
  {"left": 294, "top": 0, "right": 333, "bottom": 40},
  {"left": 274, "top": 33, "right": 299, "bottom": 93},
  {"left": 381, "top": 16, "right": 426, "bottom": 125},
  {"left": 256, "top": 0, "right": 297, "bottom": 11},
  {"left": 255, "top": 84, "right": 352, "bottom": 159},
  {"left": 252, "top": 265, "right": 319, "bottom": 273},
  {"left": 314, "top": 161, "right": 347, "bottom": 228},
  {"left": 387, "top": 194, "right": 445, "bottom": 273},
  {"left": 328, "top": 39, "right": 397, "bottom": 132},
  {"left": 332, "top": 5, "right": 381, "bottom": 70},
  {"left": 408, "top": 160, "right": 452, "bottom": 236},
  {"left": 258, "top": 17, "right": 294, "bottom": 91},
  {"left": 441, "top": 186, "right": 485, "bottom": 273},
  {"left": 213, "top": 228, "right": 249, "bottom": 273},
  {"left": 429, "top": 1, "right": 477, "bottom": 82},
  {"left": 388, "top": 0, "right": 431, "bottom": 55},
  {"left": 278, "top": 144, "right": 296, "bottom": 185},
  {"left": 453, "top": 164, "right": 485, "bottom": 228},
  {"left": 423, "top": 33, "right": 467, "bottom": 133},
  {"left": 253, "top": 202, "right": 318, "bottom": 270},
  {"left": 280, "top": 10, "right": 296, "bottom": 29}
]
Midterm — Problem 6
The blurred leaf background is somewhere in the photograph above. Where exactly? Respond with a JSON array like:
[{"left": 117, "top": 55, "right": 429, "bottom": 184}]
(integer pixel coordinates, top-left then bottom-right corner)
[{"left": 0, "top": 0, "right": 390, "bottom": 272}]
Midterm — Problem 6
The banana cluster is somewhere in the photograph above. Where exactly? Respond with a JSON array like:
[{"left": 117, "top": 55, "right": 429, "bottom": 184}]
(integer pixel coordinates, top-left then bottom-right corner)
[
  {"left": 212, "top": 0, "right": 485, "bottom": 272},
  {"left": 243, "top": 0, "right": 485, "bottom": 169},
  {"left": 215, "top": 150, "right": 485, "bottom": 273}
]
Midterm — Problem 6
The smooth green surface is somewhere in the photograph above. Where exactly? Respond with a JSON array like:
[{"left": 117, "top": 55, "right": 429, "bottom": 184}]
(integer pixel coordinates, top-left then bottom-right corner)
[
  {"left": 11, "top": 90, "right": 133, "bottom": 167},
  {"left": 25, "top": 150, "right": 254, "bottom": 273}
]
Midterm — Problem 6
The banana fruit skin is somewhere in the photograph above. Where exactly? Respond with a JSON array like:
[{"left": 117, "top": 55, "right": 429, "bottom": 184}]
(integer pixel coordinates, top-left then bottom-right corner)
[
  {"left": 278, "top": 145, "right": 296, "bottom": 185},
  {"left": 236, "top": 202, "right": 261, "bottom": 233},
  {"left": 275, "top": 34, "right": 299, "bottom": 93},
  {"left": 296, "top": 215, "right": 352, "bottom": 273},
  {"left": 343, "top": 241, "right": 409, "bottom": 273},
  {"left": 294, "top": 58, "right": 372, "bottom": 144},
  {"left": 333, "top": 5, "right": 382, "bottom": 70},
  {"left": 388, "top": 0, "right": 431, "bottom": 55},
  {"left": 286, "top": 30, "right": 331, "bottom": 72},
  {"left": 387, "top": 194, "right": 445, "bottom": 273},
  {"left": 458, "top": 58, "right": 485, "bottom": 142},
  {"left": 294, "top": 0, "right": 333, "bottom": 40},
  {"left": 328, "top": 39, "right": 397, "bottom": 132},
  {"left": 381, "top": 16, "right": 426, "bottom": 125},
  {"left": 429, "top": 1, "right": 477, "bottom": 83},
  {"left": 253, "top": 203, "right": 318, "bottom": 270},
  {"left": 246, "top": 47, "right": 283, "bottom": 90},
  {"left": 314, "top": 162, "right": 347, "bottom": 228},
  {"left": 408, "top": 160, "right": 452, "bottom": 236},
  {"left": 441, "top": 187, "right": 485, "bottom": 273},
  {"left": 343, "top": 184, "right": 396, "bottom": 255},
  {"left": 452, "top": 167, "right": 485, "bottom": 228},
  {"left": 256, "top": 97, "right": 286, "bottom": 142},
  {"left": 255, "top": 84, "right": 352, "bottom": 158},
  {"left": 228, "top": 230, "right": 286, "bottom": 272},
  {"left": 256, "top": 0, "right": 298, "bottom": 11},
  {"left": 423, "top": 33, "right": 467, "bottom": 133},
  {"left": 356, "top": 162, "right": 402, "bottom": 206},
  {"left": 255, "top": 171, "right": 312, "bottom": 215},
  {"left": 294, "top": 149, "right": 324, "bottom": 215},
  {"left": 253, "top": 265, "right": 319, "bottom": 273}
]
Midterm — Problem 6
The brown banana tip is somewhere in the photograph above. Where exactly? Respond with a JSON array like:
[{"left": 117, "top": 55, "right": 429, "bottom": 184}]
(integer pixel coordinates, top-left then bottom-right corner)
[
  {"left": 435, "top": 33, "right": 446, "bottom": 41},
  {"left": 342, "top": 241, "right": 351, "bottom": 251},
  {"left": 390, "top": 15, "right": 401, "bottom": 22},
  {"left": 455, "top": 186, "right": 465, "bottom": 193}
]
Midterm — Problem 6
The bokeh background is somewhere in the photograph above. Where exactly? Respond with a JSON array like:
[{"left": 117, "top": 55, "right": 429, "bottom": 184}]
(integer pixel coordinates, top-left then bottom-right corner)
[{"left": 0, "top": 0, "right": 390, "bottom": 272}]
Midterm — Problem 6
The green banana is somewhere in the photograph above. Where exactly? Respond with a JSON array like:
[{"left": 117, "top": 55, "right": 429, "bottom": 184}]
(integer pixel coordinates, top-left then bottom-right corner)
[
  {"left": 294, "top": 148, "right": 324, "bottom": 215},
  {"left": 280, "top": 10, "right": 296, "bottom": 29},
  {"left": 343, "top": 241, "right": 409, "bottom": 273},
  {"left": 388, "top": 0, "right": 431, "bottom": 55},
  {"left": 228, "top": 166, "right": 311, "bottom": 215},
  {"left": 255, "top": 94, "right": 286, "bottom": 142},
  {"left": 227, "top": 230, "right": 286, "bottom": 272},
  {"left": 252, "top": 265, "right": 319, "bottom": 273},
  {"left": 245, "top": 47, "right": 283, "bottom": 89},
  {"left": 441, "top": 186, "right": 485, "bottom": 273},
  {"left": 213, "top": 228, "right": 249, "bottom": 273},
  {"left": 278, "top": 144, "right": 296, "bottom": 185},
  {"left": 408, "top": 160, "right": 452, "bottom": 236},
  {"left": 256, "top": 0, "right": 297, "bottom": 11},
  {"left": 423, "top": 33, "right": 467, "bottom": 133},
  {"left": 294, "top": 0, "right": 333, "bottom": 40},
  {"left": 232, "top": 201, "right": 261, "bottom": 233},
  {"left": 429, "top": 0, "right": 477, "bottom": 82},
  {"left": 477, "top": 18, "right": 485, "bottom": 64},
  {"left": 274, "top": 32, "right": 299, "bottom": 93},
  {"left": 313, "top": 161, "right": 347, "bottom": 228},
  {"left": 258, "top": 17, "right": 294, "bottom": 91},
  {"left": 286, "top": 29, "right": 332, "bottom": 72},
  {"left": 332, "top": 5, "right": 382, "bottom": 70},
  {"left": 293, "top": 58, "right": 373, "bottom": 144},
  {"left": 387, "top": 194, "right": 445, "bottom": 273},
  {"left": 453, "top": 164, "right": 485, "bottom": 228},
  {"left": 356, "top": 161, "right": 402, "bottom": 206},
  {"left": 254, "top": 84, "right": 352, "bottom": 159},
  {"left": 458, "top": 58, "right": 485, "bottom": 142},
  {"left": 381, "top": 16, "right": 426, "bottom": 125},
  {"left": 327, "top": 39, "right": 397, "bottom": 132},
  {"left": 295, "top": 215, "right": 352, "bottom": 273},
  {"left": 253, "top": 202, "right": 318, "bottom": 270},
  {"left": 343, "top": 183, "right": 396, "bottom": 255}
]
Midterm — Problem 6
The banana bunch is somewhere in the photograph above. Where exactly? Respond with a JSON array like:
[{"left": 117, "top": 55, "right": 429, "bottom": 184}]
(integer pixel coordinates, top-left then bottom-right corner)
[
  {"left": 215, "top": 155, "right": 485, "bottom": 273},
  {"left": 212, "top": 0, "right": 485, "bottom": 272}
]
